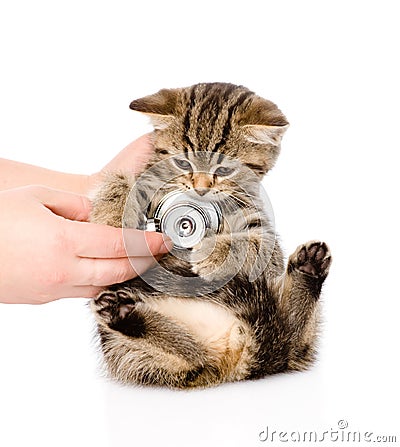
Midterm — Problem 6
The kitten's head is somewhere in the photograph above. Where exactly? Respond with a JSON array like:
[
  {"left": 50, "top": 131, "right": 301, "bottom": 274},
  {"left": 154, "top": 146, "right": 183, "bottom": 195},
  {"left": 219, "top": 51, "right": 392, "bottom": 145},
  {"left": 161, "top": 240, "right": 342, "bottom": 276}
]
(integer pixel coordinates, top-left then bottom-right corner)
[{"left": 130, "top": 83, "right": 288, "bottom": 203}]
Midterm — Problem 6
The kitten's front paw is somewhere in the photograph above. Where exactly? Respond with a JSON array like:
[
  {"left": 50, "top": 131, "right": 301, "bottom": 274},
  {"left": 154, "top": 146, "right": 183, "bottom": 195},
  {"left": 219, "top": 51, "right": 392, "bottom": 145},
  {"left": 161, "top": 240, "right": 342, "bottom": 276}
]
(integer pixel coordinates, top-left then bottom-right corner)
[
  {"left": 190, "top": 235, "right": 233, "bottom": 280},
  {"left": 92, "top": 289, "right": 138, "bottom": 324},
  {"left": 289, "top": 241, "right": 331, "bottom": 278}
]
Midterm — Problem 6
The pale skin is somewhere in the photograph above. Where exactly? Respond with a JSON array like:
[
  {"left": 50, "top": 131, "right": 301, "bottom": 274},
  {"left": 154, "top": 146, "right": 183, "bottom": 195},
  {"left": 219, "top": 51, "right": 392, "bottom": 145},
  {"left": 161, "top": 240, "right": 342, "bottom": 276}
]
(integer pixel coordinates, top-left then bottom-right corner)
[{"left": 0, "top": 135, "right": 172, "bottom": 304}]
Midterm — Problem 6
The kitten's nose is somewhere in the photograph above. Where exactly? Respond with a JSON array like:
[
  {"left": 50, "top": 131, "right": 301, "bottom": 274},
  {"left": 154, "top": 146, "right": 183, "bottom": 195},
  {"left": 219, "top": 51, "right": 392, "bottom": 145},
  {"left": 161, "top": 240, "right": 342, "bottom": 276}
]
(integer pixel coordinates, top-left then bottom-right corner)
[{"left": 195, "top": 187, "right": 209, "bottom": 196}]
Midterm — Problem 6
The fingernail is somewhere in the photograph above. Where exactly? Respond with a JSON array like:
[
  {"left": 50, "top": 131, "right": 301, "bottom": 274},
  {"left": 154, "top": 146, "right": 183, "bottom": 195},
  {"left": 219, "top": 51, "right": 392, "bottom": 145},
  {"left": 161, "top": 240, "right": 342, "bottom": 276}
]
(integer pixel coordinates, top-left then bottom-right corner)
[{"left": 159, "top": 237, "right": 174, "bottom": 254}]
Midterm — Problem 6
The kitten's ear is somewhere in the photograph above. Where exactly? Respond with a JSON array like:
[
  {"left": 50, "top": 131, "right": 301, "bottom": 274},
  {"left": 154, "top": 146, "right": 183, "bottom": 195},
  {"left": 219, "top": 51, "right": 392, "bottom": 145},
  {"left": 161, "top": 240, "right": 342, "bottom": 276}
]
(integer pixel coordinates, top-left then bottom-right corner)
[
  {"left": 129, "top": 88, "right": 180, "bottom": 130},
  {"left": 238, "top": 96, "right": 289, "bottom": 175},
  {"left": 240, "top": 96, "right": 289, "bottom": 146},
  {"left": 243, "top": 123, "right": 289, "bottom": 146}
]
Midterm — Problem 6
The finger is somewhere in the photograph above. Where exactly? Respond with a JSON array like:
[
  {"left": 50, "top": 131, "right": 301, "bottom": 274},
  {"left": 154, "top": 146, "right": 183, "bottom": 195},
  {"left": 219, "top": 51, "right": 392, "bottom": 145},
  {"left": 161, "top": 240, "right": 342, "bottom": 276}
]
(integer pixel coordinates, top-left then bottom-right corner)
[
  {"left": 125, "top": 134, "right": 155, "bottom": 175},
  {"left": 70, "top": 221, "right": 173, "bottom": 258},
  {"left": 34, "top": 286, "right": 102, "bottom": 301},
  {"left": 68, "top": 286, "right": 103, "bottom": 299},
  {"left": 124, "top": 229, "right": 173, "bottom": 257},
  {"left": 76, "top": 255, "right": 159, "bottom": 287},
  {"left": 31, "top": 186, "right": 91, "bottom": 221},
  {"left": 101, "top": 134, "right": 154, "bottom": 176}
]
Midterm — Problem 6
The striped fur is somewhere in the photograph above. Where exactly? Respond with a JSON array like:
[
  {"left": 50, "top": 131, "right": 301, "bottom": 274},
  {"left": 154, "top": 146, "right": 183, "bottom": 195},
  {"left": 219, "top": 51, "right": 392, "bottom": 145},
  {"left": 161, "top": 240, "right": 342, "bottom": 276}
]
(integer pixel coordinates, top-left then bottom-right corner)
[{"left": 90, "top": 83, "right": 331, "bottom": 389}]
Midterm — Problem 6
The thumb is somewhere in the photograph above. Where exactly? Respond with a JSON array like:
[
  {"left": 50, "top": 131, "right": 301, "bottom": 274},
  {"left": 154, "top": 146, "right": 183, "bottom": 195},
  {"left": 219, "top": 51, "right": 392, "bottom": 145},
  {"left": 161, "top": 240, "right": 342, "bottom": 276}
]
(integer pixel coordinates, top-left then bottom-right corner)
[{"left": 32, "top": 186, "right": 91, "bottom": 221}]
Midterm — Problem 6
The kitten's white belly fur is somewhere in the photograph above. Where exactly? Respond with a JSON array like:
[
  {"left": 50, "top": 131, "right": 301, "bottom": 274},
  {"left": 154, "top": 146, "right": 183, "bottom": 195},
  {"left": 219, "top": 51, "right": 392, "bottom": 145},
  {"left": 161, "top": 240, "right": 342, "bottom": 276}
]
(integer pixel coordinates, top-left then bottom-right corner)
[{"left": 145, "top": 297, "right": 244, "bottom": 352}]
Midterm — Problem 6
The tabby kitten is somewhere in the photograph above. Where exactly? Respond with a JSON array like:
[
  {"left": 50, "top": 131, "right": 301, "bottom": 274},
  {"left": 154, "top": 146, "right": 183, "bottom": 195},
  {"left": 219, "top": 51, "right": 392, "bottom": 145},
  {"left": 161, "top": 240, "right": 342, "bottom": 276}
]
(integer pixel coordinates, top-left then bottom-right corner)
[{"left": 90, "top": 82, "right": 331, "bottom": 389}]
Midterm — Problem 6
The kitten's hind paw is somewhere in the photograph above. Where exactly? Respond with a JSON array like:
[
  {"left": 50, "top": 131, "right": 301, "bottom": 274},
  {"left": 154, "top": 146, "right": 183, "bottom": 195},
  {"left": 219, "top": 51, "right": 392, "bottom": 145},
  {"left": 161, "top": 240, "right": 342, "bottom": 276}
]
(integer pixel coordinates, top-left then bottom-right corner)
[
  {"left": 289, "top": 241, "right": 331, "bottom": 278},
  {"left": 92, "top": 289, "right": 138, "bottom": 324}
]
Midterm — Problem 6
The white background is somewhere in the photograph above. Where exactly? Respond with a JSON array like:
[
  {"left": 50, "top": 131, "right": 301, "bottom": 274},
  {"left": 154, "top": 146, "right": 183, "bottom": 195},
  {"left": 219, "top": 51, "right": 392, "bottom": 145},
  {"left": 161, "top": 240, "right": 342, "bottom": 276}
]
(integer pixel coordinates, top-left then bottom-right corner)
[{"left": 0, "top": 1, "right": 399, "bottom": 446}]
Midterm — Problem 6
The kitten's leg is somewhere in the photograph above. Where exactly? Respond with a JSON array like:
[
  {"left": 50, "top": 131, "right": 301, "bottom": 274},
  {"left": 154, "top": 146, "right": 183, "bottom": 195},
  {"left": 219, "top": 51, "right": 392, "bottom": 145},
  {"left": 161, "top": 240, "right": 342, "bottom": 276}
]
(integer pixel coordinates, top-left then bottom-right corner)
[
  {"left": 90, "top": 172, "right": 140, "bottom": 228},
  {"left": 278, "top": 241, "right": 331, "bottom": 369},
  {"left": 91, "top": 289, "right": 216, "bottom": 388},
  {"left": 191, "top": 230, "right": 284, "bottom": 281}
]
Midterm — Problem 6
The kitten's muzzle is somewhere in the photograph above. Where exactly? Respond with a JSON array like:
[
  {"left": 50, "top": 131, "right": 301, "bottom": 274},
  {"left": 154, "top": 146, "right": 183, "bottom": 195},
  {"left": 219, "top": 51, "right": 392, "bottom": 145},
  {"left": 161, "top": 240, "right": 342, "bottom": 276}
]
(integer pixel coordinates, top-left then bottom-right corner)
[
  {"left": 195, "top": 187, "right": 209, "bottom": 197},
  {"left": 144, "top": 190, "right": 222, "bottom": 249}
]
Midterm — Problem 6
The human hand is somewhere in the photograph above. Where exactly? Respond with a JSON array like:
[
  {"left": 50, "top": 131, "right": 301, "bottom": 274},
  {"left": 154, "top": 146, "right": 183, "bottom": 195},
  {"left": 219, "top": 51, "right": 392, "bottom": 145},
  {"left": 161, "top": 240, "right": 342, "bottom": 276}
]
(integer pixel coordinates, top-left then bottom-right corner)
[
  {"left": 88, "top": 134, "right": 154, "bottom": 192},
  {"left": 0, "top": 186, "right": 172, "bottom": 304}
]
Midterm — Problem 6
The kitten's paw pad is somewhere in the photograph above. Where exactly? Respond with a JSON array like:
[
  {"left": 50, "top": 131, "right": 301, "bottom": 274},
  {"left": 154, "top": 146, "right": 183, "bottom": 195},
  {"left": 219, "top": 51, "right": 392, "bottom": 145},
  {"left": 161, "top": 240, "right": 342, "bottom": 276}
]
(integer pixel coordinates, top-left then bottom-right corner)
[
  {"left": 93, "top": 290, "right": 137, "bottom": 323},
  {"left": 291, "top": 241, "right": 331, "bottom": 278}
]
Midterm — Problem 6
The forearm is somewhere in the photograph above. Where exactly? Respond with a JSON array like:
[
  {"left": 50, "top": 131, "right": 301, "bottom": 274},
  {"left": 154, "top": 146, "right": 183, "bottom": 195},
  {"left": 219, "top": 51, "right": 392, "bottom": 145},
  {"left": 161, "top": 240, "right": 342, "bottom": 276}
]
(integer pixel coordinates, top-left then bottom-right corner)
[{"left": 0, "top": 158, "right": 92, "bottom": 194}]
